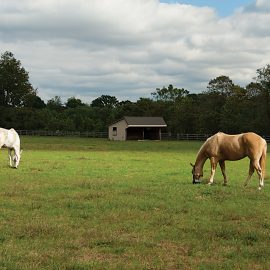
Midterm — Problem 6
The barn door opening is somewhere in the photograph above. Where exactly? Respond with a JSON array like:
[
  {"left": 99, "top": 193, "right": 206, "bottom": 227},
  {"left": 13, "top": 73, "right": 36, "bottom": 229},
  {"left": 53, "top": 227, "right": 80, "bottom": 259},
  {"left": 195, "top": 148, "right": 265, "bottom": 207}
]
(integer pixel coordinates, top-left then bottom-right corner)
[
  {"left": 126, "top": 127, "right": 143, "bottom": 140},
  {"left": 144, "top": 128, "right": 160, "bottom": 140}
]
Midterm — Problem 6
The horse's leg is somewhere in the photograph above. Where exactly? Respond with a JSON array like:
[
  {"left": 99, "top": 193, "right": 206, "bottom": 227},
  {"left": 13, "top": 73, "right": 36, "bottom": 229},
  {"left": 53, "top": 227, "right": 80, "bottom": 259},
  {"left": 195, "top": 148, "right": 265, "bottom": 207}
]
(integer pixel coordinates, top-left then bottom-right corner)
[
  {"left": 244, "top": 160, "right": 255, "bottom": 187},
  {"left": 259, "top": 150, "right": 267, "bottom": 189},
  {"left": 208, "top": 157, "right": 217, "bottom": 185},
  {"left": 254, "top": 159, "right": 264, "bottom": 190},
  {"left": 8, "top": 148, "right": 13, "bottom": 167},
  {"left": 250, "top": 159, "right": 263, "bottom": 190},
  {"left": 219, "top": 160, "right": 227, "bottom": 186},
  {"left": 13, "top": 148, "right": 20, "bottom": 168}
]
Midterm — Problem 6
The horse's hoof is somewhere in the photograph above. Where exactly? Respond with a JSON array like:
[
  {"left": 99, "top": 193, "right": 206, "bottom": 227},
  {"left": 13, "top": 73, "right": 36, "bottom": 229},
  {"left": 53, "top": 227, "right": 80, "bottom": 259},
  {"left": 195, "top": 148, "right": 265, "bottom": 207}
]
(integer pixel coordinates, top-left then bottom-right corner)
[{"left": 193, "top": 179, "right": 201, "bottom": 184}]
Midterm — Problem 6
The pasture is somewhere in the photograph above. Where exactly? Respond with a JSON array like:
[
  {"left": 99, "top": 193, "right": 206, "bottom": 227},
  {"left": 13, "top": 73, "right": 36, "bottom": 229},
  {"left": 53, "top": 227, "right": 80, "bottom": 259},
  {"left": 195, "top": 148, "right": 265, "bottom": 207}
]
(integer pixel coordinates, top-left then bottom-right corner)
[{"left": 0, "top": 137, "right": 270, "bottom": 270}]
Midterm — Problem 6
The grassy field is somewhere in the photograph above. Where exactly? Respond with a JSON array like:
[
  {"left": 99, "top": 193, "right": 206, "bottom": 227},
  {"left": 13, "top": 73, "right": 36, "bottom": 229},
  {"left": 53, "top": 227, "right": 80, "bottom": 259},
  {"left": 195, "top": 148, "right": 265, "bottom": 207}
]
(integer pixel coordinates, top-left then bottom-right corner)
[{"left": 0, "top": 136, "right": 270, "bottom": 270}]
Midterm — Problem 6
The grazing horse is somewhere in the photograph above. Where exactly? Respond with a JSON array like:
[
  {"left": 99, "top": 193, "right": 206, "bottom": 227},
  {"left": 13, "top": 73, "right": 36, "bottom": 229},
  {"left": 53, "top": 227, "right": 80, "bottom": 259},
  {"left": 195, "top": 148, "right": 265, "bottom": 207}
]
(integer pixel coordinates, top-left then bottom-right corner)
[
  {"left": 190, "top": 132, "right": 267, "bottom": 190},
  {"left": 0, "top": 128, "right": 22, "bottom": 168}
]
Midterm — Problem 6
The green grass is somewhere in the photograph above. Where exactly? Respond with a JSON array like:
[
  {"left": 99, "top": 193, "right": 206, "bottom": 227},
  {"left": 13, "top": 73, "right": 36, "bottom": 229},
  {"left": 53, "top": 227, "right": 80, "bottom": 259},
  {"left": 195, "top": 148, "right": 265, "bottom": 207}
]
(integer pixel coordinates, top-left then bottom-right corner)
[{"left": 0, "top": 136, "right": 270, "bottom": 269}]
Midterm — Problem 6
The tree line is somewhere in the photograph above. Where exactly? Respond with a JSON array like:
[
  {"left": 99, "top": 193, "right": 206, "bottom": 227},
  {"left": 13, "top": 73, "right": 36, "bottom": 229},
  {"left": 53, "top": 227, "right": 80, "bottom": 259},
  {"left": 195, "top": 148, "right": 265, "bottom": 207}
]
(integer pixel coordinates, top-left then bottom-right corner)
[{"left": 1, "top": 51, "right": 270, "bottom": 135}]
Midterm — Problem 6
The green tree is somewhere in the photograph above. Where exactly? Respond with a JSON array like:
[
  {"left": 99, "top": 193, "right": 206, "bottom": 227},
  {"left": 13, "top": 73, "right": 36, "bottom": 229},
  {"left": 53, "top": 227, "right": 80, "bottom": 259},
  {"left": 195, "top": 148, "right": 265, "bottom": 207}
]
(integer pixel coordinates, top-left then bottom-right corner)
[
  {"left": 65, "top": 106, "right": 96, "bottom": 131},
  {"left": 207, "top": 75, "right": 234, "bottom": 96},
  {"left": 91, "top": 95, "right": 119, "bottom": 108},
  {"left": 245, "top": 82, "right": 263, "bottom": 98},
  {"left": 151, "top": 84, "right": 189, "bottom": 102},
  {"left": 135, "top": 98, "right": 155, "bottom": 116},
  {"left": 47, "top": 96, "right": 63, "bottom": 111},
  {"left": 114, "top": 100, "right": 135, "bottom": 119},
  {"left": 171, "top": 94, "right": 199, "bottom": 133},
  {"left": 256, "top": 64, "right": 270, "bottom": 89},
  {"left": 245, "top": 83, "right": 265, "bottom": 133},
  {"left": 0, "top": 51, "right": 35, "bottom": 107},
  {"left": 23, "top": 93, "right": 46, "bottom": 109},
  {"left": 196, "top": 92, "right": 225, "bottom": 133},
  {"left": 197, "top": 75, "right": 237, "bottom": 133},
  {"left": 254, "top": 65, "right": 270, "bottom": 132},
  {"left": 220, "top": 85, "right": 250, "bottom": 133},
  {"left": 66, "top": 96, "right": 85, "bottom": 108}
]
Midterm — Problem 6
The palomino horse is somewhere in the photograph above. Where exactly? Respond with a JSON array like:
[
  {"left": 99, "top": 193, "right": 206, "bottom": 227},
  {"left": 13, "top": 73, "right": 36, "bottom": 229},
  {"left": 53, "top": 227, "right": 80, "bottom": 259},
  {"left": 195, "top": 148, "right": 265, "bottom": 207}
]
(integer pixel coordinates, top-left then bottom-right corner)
[{"left": 190, "top": 132, "right": 267, "bottom": 190}]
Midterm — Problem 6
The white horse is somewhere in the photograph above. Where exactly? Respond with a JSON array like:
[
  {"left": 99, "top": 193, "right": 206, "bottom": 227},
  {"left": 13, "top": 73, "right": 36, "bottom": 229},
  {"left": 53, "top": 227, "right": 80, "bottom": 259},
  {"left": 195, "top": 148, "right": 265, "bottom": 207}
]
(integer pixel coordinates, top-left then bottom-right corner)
[{"left": 0, "top": 128, "right": 22, "bottom": 168}]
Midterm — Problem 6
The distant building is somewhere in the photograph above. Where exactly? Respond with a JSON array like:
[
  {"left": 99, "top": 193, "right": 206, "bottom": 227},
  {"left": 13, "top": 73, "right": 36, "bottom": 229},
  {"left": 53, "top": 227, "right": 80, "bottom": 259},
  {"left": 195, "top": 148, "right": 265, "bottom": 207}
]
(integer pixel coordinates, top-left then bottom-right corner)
[{"left": 108, "top": 116, "right": 167, "bottom": 141}]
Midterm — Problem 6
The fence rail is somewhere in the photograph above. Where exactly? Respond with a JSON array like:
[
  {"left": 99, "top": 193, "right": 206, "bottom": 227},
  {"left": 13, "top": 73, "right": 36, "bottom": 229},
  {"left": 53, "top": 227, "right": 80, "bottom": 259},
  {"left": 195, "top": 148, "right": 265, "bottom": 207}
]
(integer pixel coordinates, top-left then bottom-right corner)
[
  {"left": 264, "top": 136, "right": 270, "bottom": 143},
  {"left": 161, "top": 133, "right": 270, "bottom": 143},
  {"left": 161, "top": 133, "right": 210, "bottom": 141},
  {"left": 17, "top": 130, "right": 108, "bottom": 138},
  {"left": 16, "top": 130, "right": 270, "bottom": 143}
]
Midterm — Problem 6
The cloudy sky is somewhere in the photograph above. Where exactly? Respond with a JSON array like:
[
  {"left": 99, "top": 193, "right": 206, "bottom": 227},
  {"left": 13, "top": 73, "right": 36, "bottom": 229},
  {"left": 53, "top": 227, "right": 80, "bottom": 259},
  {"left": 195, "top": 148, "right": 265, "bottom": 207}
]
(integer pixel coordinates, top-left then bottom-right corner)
[{"left": 1, "top": 0, "right": 270, "bottom": 103}]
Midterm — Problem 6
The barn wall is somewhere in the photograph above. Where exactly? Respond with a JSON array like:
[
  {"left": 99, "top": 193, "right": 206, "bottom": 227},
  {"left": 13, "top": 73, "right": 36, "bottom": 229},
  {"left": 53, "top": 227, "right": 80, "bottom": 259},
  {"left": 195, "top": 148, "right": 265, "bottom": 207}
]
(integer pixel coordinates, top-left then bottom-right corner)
[{"left": 108, "top": 119, "right": 127, "bottom": 141}]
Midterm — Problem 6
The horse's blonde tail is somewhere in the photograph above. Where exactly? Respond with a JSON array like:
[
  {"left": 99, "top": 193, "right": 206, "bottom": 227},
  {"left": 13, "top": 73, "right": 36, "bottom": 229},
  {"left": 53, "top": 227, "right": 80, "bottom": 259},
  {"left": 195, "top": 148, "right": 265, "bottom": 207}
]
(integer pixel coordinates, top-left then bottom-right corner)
[{"left": 260, "top": 141, "right": 267, "bottom": 181}]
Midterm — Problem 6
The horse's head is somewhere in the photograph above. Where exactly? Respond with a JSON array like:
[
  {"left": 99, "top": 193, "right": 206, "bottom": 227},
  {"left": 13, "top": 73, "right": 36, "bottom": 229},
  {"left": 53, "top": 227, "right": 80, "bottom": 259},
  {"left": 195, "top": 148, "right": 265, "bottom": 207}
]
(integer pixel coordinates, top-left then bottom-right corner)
[{"left": 190, "top": 163, "right": 202, "bottom": 184}]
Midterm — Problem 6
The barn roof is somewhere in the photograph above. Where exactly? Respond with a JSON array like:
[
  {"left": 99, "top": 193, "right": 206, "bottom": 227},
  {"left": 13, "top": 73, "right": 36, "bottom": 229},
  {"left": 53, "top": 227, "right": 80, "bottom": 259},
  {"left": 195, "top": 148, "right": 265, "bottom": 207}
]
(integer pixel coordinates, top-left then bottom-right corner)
[{"left": 124, "top": 116, "right": 167, "bottom": 127}]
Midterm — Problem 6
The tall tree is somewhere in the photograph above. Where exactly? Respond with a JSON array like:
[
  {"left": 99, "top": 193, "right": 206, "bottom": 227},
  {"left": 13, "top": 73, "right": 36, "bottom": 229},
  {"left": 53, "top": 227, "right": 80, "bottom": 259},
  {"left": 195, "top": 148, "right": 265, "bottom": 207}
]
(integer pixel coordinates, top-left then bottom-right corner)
[
  {"left": 47, "top": 96, "right": 63, "bottom": 111},
  {"left": 91, "top": 95, "right": 119, "bottom": 108},
  {"left": 256, "top": 64, "right": 270, "bottom": 89},
  {"left": 0, "top": 51, "right": 35, "bottom": 107},
  {"left": 151, "top": 84, "right": 189, "bottom": 102},
  {"left": 23, "top": 93, "right": 46, "bottom": 109},
  {"left": 245, "top": 82, "right": 263, "bottom": 98},
  {"left": 255, "top": 65, "right": 270, "bottom": 132},
  {"left": 66, "top": 96, "right": 85, "bottom": 108},
  {"left": 220, "top": 85, "right": 250, "bottom": 133},
  {"left": 207, "top": 75, "right": 234, "bottom": 96},
  {"left": 172, "top": 94, "right": 199, "bottom": 133}
]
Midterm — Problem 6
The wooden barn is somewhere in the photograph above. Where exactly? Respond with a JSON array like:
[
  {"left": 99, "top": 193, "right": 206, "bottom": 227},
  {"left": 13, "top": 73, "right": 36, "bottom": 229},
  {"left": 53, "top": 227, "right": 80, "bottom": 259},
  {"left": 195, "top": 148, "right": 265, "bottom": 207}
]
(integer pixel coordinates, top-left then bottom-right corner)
[{"left": 108, "top": 116, "right": 167, "bottom": 141}]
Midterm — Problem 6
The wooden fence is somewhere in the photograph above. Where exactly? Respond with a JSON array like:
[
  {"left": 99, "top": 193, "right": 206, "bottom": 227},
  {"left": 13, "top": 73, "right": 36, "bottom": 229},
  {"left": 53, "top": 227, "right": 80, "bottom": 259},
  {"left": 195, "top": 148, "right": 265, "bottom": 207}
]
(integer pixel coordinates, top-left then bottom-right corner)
[
  {"left": 17, "top": 130, "right": 108, "bottom": 138},
  {"left": 161, "top": 133, "right": 270, "bottom": 143},
  {"left": 16, "top": 130, "right": 270, "bottom": 143},
  {"left": 161, "top": 133, "right": 210, "bottom": 141}
]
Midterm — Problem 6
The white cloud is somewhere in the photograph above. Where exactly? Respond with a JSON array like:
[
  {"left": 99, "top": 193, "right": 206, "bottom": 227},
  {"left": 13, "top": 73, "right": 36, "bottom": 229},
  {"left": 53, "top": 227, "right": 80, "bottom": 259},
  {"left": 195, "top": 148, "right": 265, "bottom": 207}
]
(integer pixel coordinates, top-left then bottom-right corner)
[{"left": 0, "top": 0, "right": 270, "bottom": 102}]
